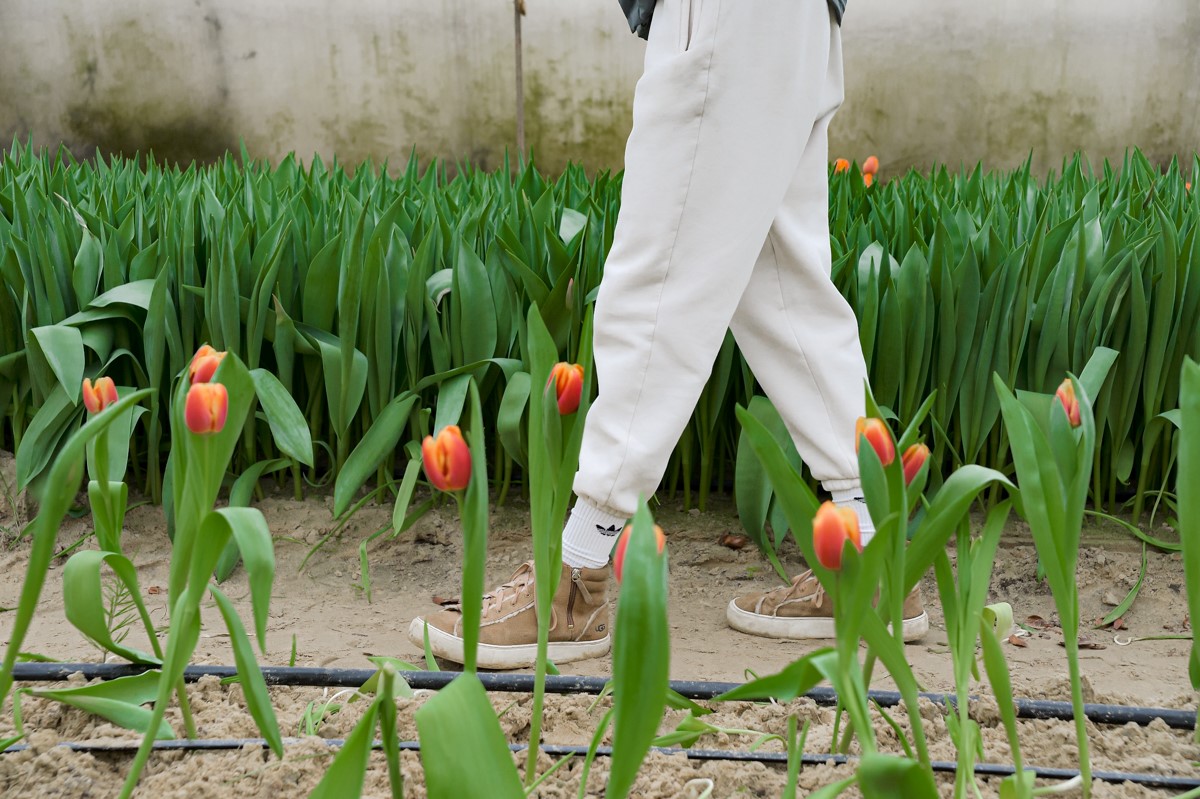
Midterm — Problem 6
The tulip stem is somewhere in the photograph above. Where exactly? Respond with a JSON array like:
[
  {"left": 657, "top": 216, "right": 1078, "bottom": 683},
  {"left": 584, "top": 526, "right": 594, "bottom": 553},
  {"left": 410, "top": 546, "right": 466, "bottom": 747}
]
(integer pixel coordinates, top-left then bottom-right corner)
[
  {"left": 698, "top": 439, "right": 714, "bottom": 513},
  {"left": 525, "top": 624, "right": 550, "bottom": 787},
  {"left": 147, "top": 396, "right": 162, "bottom": 505},
  {"left": 497, "top": 454, "right": 513, "bottom": 507},
  {"left": 176, "top": 676, "right": 197, "bottom": 739},
  {"left": 1064, "top": 624, "right": 1092, "bottom": 797}
]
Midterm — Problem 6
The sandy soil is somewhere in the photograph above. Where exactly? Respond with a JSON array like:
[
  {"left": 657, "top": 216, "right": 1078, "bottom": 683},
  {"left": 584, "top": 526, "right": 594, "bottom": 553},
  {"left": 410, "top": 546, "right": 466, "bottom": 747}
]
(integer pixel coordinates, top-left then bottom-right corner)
[{"left": 0, "top": 451, "right": 1196, "bottom": 796}]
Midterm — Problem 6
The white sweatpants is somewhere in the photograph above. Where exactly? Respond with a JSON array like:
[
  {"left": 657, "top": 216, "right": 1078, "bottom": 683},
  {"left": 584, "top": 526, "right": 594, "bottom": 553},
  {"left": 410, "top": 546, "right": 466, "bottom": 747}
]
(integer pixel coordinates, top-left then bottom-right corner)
[{"left": 573, "top": 0, "right": 867, "bottom": 518}]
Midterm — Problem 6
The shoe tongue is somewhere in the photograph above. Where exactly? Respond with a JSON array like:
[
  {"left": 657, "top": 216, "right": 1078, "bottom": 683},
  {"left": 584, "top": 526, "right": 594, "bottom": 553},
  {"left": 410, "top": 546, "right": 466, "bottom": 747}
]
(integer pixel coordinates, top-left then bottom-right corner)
[{"left": 790, "top": 569, "right": 815, "bottom": 586}]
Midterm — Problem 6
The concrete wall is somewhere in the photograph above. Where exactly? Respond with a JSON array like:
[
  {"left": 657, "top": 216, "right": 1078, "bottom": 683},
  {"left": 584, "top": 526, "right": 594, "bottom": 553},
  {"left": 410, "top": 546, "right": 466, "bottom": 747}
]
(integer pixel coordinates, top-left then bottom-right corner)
[{"left": 2, "top": 0, "right": 1197, "bottom": 176}]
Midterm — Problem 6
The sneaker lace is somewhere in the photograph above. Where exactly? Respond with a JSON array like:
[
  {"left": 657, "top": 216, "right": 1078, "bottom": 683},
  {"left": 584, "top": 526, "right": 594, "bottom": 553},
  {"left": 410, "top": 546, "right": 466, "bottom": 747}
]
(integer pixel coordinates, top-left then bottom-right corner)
[
  {"left": 776, "top": 569, "right": 826, "bottom": 609},
  {"left": 480, "top": 561, "right": 536, "bottom": 615}
]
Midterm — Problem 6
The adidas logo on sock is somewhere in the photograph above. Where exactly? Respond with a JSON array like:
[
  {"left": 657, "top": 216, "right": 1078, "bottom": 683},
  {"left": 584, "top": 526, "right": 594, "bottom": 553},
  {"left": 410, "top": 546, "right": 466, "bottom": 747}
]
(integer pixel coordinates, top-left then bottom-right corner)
[{"left": 596, "top": 524, "right": 621, "bottom": 537}]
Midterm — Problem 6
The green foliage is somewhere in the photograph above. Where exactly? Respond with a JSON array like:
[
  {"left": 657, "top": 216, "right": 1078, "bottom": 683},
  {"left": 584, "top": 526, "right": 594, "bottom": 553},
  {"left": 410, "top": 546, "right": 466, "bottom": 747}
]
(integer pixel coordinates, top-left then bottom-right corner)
[
  {"left": 995, "top": 352, "right": 1116, "bottom": 797},
  {"left": 2, "top": 146, "right": 1195, "bottom": 524},
  {"left": 607, "top": 502, "right": 670, "bottom": 799},
  {"left": 25, "top": 672, "right": 173, "bottom": 739},
  {"left": 415, "top": 674, "right": 523, "bottom": 799},
  {"left": 1178, "top": 357, "right": 1200, "bottom": 740}
]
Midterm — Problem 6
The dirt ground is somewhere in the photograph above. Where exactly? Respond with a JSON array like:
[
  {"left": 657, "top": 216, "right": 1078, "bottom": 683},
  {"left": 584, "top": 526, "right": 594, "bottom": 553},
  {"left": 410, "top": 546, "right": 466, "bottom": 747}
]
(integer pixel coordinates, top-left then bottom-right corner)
[{"left": 0, "top": 450, "right": 1197, "bottom": 797}]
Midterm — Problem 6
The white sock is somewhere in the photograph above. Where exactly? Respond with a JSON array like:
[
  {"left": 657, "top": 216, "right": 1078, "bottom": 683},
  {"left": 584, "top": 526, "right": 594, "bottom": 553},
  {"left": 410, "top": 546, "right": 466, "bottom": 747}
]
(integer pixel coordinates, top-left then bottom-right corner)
[
  {"left": 846, "top": 498, "right": 876, "bottom": 546},
  {"left": 561, "top": 499, "right": 628, "bottom": 569},
  {"left": 828, "top": 487, "right": 875, "bottom": 545}
]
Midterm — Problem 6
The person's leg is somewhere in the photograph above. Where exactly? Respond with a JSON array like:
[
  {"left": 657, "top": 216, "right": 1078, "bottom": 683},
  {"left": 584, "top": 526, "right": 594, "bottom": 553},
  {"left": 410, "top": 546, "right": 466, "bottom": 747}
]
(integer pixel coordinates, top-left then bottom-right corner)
[
  {"left": 411, "top": 0, "right": 844, "bottom": 667},
  {"left": 572, "top": 0, "right": 841, "bottom": 525},
  {"left": 725, "top": 30, "right": 868, "bottom": 523},
  {"left": 721, "top": 21, "right": 928, "bottom": 642}
]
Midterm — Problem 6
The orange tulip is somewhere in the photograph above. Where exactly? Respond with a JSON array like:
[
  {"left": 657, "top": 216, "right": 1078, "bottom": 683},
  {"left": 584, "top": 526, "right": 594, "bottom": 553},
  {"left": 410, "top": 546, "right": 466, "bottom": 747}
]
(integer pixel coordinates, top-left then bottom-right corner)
[
  {"left": 833, "top": 158, "right": 850, "bottom": 174},
  {"left": 862, "top": 155, "right": 880, "bottom": 175},
  {"left": 421, "top": 425, "right": 472, "bottom": 492},
  {"left": 1055, "top": 379, "right": 1081, "bottom": 428},
  {"left": 184, "top": 382, "right": 229, "bottom": 434},
  {"left": 548, "top": 362, "right": 585, "bottom": 415},
  {"left": 902, "top": 443, "right": 931, "bottom": 485},
  {"left": 863, "top": 173, "right": 875, "bottom": 188},
  {"left": 812, "top": 501, "right": 861, "bottom": 571},
  {"left": 855, "top": 417, "right": 896, "bottom": 466},
  {"left": 82, "top": 377, "right": 119, "bottom": 414},
  {"left": 1186, "top": 181, "right": 1192, "bottom": 191},
  {"left": 613, "top": 523, "right": 666, "bottom": 583},
  {"left": 189, "top": 344, "right": 226, "bottom": 384}
]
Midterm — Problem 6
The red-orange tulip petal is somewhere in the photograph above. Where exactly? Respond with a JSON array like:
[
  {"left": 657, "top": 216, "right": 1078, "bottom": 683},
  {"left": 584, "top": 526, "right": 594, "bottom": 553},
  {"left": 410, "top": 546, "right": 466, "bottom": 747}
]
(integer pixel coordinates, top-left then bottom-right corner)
[
  {"left": 548, "top": 362, "right": 585, "bottom": 415},
  {"left": 1055, "top": 379, "right": 1081, "bottom": 428},
  {"left": 812, "top": 501, "right": 861, "bottom": 571},
  {"left": 189, "top": 345, "right": 226, "bottom": 383},
  {"left": 902, "top": 443, "right": 931, "bottom": 486},
  {"left": 855, "top": 417, "right": 896, "bottom": 466},
  {"left": 862, "top": 155, "right": 880, "bottom": 175},
  {"left": 421, "top": 425, "right": 472, "bottom": 492},
  {"left": 833, "top": 158, "right": 850, "bottom": 174},
  {"left": 185, "top": 382, "right": 229, "bottom": 434},
  {"left": 613, "top": 523, "right": 666, "bottom": 583},
  {"left": 863, "top": 172, "right": 875, "bottom": 188},
  {"left": 82, "top": 377, "right": 119, "bottom": 414}
]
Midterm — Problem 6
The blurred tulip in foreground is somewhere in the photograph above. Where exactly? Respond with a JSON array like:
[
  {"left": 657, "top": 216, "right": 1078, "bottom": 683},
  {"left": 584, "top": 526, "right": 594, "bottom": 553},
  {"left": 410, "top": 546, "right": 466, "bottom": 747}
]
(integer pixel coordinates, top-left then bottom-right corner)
[
  {"left": 421, "top": 425, "right": 472, "bottom": 492},
  {"left": 613, "top": 523, "right": 666, "bottom": 583},
  {"left": 184, "top": 383, "right": 229, "bottom": 435},
  {"left": 856, "top": 416, "right": 896, "bottom": 466},
  {"left": 812, "top": 501, "right": 862, "bottom": 571}
]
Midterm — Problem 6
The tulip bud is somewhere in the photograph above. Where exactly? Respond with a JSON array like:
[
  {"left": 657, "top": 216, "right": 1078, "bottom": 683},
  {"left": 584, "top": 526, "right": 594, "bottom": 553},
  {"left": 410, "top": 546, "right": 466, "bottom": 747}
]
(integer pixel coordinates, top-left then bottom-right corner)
[
  {"left": 82, "top": 377, "right": 119, "bottom": 414},
  {"left": 613, "top": 523, "right": 666, "bottom": 583},
  {"left": 833, "top": 158, "right": 850, "bottom": 174},
  {"left": 565, "top": 278, "right": 575, "bottom": 309},
  {"left": 1055, "top": 379, "right": 1081, "bottom": 428},
  {"left": 184, "top": 382, "right": 229, "bottom": 434},
  {"left": 421, "top": 425, "right": 472, "bottom": 492},
  {"left": 855, "top": 417, "right": 896, "bottom": 466},
  {"left": 902, "top": 443, "right": 931, "bottom": 486},
  {"left": 812, "top": 501, "right": 862, "bottom": 571},
  {"left": 548, "top": 362, "right": 585, "bottom": 415},
  {"left": 862, "top": 155, "right": 880, "bottom": 175},
  {"left": 863, "top": 173, "right": 875, "bottom": 188},
  {"left": 189, "top": 344, "right": 227, "bottom": 384}
]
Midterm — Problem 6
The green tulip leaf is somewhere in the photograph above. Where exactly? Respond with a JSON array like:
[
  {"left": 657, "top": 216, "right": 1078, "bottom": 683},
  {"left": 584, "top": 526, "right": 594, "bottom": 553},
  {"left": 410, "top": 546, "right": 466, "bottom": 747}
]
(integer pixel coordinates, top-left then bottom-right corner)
[{"left": 415, "top": 674, "right": 523, "bottom": 799}]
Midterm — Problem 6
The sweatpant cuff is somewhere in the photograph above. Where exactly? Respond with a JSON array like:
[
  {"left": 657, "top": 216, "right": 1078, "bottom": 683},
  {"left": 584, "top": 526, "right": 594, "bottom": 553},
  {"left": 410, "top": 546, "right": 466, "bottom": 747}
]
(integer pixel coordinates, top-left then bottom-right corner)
[{"left": 826, "top": 482, "right": 863, "bottom": 503}]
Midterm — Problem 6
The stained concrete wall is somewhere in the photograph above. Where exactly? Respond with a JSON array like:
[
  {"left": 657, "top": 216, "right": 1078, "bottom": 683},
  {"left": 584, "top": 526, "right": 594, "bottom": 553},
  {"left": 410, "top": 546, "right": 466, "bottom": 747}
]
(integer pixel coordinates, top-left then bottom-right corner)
[{"left": 2, "top": 0, "right": 1197, "bottom": 176}]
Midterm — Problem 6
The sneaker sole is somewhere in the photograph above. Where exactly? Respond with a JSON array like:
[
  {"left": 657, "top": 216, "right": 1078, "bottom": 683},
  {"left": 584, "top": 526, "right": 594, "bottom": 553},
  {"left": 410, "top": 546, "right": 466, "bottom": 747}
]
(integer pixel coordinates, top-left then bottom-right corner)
[
  {"left": 408, "top": 618, "right": 611, "bottom": 670},
  {"left": 726, "top": 601, "right": 930, "bottom": 642}
]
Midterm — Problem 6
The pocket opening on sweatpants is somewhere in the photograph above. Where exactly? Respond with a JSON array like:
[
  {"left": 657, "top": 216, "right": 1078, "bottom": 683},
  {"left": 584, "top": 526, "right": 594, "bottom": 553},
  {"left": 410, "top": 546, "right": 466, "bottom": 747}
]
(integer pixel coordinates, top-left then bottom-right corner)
[{"left": 681, "top": 0, "right": 703, "bottom": 51}]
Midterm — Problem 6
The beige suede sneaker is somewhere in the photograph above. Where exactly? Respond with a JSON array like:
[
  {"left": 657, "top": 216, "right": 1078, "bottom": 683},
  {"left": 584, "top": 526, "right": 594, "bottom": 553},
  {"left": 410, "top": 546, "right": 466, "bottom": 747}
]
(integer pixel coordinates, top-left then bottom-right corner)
[
  {"left": 407, "top": 561, "right": 611, "bottom": 669},
  {"left": 726, "top": 570, "right": 929, "bottom": 641}
]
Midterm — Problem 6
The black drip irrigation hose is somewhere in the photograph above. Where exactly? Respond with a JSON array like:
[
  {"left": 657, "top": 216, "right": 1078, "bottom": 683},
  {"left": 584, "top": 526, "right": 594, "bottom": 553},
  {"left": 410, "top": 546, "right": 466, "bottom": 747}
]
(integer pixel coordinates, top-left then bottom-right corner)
[
  {"left": 9, "top": 662, "right": 1197, "bottom": 731},
  {"left": 2, "top": 737, "right": 1197, "bottom": 791}
]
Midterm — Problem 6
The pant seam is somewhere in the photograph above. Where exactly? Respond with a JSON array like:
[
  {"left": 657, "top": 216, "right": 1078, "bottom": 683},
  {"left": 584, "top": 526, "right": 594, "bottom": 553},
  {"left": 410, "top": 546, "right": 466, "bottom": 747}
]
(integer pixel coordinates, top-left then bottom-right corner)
[{"left": 598, "top": 1, "right": 721, "bottom": 510}]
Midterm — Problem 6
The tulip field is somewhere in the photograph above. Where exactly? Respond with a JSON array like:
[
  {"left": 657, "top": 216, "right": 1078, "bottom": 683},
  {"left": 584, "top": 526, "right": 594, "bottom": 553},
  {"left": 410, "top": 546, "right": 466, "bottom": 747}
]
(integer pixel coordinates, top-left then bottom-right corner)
[{"left": 0, "top": 141, "right": 1199, "bottom": 797}]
